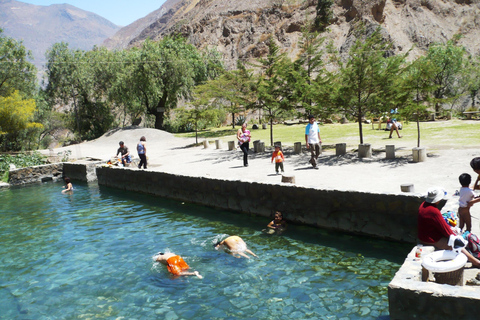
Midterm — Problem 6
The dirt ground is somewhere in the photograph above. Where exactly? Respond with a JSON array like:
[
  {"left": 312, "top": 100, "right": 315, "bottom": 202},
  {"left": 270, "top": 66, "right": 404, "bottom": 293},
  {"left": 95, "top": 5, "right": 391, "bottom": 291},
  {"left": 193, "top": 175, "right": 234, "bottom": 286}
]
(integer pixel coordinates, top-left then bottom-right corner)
[{"left": 42, "top": 126, "right": 480, "bottom": 235}]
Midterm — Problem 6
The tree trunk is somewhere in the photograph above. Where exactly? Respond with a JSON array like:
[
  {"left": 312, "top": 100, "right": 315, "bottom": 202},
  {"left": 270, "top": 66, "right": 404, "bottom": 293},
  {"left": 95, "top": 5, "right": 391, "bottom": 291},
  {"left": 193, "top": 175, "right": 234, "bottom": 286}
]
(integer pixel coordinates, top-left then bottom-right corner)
[
  {"left": 357, "top": 106, "right": 363, "bottom": 145},
  {"left": 270, "top": 118, "right": 273, "bottom": 146},
  {"left": 154, "top": 112, "right": 165, "bottom": 130},
  {"left": 232, "top": 112, "right": 235, "bottom": 128},
  {"left": 416, "top": 112, "right": 421, "bottom": 148}
]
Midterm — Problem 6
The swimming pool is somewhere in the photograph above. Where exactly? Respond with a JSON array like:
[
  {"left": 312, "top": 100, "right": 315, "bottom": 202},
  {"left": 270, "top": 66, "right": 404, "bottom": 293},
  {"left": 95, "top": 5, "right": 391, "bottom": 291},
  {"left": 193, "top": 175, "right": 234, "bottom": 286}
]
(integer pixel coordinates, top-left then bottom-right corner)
[{"left": 0, "top": 181, "right": 410, "bottom": 319}]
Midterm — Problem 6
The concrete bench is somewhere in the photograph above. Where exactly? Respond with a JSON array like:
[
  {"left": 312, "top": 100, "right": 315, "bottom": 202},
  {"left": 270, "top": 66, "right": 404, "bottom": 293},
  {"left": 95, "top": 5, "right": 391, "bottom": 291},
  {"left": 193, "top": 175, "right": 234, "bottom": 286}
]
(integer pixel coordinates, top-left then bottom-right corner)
[
  {"left": 463, "top": 111, "right": 480, "bottom": 120},
  {"left": 371, "top": 118, "right": 385, "bottom": 130}
]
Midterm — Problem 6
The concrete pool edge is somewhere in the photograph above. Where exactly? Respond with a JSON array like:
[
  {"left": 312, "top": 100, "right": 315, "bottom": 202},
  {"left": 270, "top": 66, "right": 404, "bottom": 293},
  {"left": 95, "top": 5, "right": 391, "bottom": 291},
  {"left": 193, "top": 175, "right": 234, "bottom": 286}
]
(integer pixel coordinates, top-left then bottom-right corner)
[{"left": 388, "top": 247, "right": 480, "bottom": 319}]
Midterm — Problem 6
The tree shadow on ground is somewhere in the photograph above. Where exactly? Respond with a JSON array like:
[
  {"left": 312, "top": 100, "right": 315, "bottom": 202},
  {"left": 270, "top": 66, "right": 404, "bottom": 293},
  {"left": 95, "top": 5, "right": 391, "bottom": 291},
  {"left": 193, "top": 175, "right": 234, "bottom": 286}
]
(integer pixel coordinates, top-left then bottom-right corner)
[{"left": 184, "top": 144, "right": 439, "bottom": 169}]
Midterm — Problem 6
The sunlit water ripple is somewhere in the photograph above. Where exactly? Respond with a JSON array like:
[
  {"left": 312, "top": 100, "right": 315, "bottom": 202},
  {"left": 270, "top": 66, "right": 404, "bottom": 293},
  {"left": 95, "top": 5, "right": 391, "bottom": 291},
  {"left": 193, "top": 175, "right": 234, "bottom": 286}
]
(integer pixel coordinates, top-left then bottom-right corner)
[{"left": 0, "top": 181, "right": 410, "bottom": 319}]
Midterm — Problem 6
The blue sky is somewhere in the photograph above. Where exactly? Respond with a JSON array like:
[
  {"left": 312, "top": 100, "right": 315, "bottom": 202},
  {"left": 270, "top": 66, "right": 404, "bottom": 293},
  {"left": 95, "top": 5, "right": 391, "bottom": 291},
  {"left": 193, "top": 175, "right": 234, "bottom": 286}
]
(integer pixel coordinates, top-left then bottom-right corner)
[{"left": 20, "top": 0, "right": 167, "bottom": 26}]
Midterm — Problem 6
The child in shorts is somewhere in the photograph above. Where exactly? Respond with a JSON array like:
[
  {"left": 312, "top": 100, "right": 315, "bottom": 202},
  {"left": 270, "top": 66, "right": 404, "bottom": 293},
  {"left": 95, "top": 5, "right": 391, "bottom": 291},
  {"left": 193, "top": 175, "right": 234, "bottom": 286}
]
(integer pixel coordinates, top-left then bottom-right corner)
[
  {"left": 271, "top": 145, "right": 284, "bottom": 174},
  {"left": 458, "top": 173, "right": 480, "bottom": 232}
]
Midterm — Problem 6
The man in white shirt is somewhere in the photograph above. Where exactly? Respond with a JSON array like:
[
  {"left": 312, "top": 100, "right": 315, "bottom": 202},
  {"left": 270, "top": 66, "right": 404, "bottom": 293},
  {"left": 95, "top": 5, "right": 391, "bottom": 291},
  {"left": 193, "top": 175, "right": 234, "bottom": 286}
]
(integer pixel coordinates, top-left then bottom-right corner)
[{"left": 305, "top": 115, "right": 322, "bottom": 169}]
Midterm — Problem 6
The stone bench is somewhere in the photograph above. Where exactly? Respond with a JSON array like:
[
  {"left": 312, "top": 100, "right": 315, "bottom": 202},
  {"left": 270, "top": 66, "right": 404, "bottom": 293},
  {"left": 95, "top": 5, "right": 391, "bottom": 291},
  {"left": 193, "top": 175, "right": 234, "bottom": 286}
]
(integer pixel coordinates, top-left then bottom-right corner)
[{"left": 463, "top": 111, "right": 480, "bottom": 120}]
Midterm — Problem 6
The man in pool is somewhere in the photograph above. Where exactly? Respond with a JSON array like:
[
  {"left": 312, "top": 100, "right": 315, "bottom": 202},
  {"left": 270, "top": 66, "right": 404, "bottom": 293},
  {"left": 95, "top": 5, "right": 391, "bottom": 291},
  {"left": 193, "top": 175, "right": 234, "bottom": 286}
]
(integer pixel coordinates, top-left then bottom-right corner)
[
  {"left": 154, "top": 252, "right": 203, "bottom": 278},
  {"left": 214, "top": 235, "right": 257, "bottom": 259}
]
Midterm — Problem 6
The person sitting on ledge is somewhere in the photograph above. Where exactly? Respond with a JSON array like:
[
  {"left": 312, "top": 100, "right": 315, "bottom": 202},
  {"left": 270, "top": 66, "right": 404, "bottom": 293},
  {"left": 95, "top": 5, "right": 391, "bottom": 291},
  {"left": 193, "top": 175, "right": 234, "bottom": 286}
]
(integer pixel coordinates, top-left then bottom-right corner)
[
  {"left": 418, "top": 186, "right": 480, "bottom": 268},
  {"left": 214, "top": 235, "right": 257, "bottom": 259}
]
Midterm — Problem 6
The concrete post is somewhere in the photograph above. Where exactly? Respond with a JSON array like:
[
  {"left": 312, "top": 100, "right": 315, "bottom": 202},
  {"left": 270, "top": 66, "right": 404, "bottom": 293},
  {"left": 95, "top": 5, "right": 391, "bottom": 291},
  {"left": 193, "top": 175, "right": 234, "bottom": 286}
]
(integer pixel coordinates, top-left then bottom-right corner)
[
  {"left": 281, "top": 175, "right": 295, "bottom": 184},
  {"left": 358, "top": 144, "right": 372, "bottom": 158},
  {"left": 215, "top": 139, "right": 222, "bottom": 149},
  {"left": 203, "top": 140, "right": 210, "bottom": 149},
  {"left": 412, "top": 147, "right": 426, "bottom": 163},
  {"left": 262, "top": 123, "right": 267, "bottom": 129},
  {"left": 228, "top": 141, "right": 235, "bottom": 150},
  {"left": 386, "top": 145, "right": 395, "bottom": 159},
  {"left": 401, "top": 184, "right": 414, "bottom": 193},
  {"left": 258, "top": 142, "right": 265, "bottom": 153},
  {"left": 253, "top": 140, "right": 260, "bottom": 153},
  {"left": 336, "top": 143, "right": 346, "bottom": 156},
  {"left": 294, "top": 142, "right": 302, "bottom": 154}
]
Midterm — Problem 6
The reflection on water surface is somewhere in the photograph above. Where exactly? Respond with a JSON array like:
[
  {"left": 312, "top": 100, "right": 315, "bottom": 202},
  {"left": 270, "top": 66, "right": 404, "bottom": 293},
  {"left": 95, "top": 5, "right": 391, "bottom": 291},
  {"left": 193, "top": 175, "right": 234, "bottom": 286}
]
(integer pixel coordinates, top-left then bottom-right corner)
[{"left": 0, "top": 182, "right": 409, "bottom": 319}]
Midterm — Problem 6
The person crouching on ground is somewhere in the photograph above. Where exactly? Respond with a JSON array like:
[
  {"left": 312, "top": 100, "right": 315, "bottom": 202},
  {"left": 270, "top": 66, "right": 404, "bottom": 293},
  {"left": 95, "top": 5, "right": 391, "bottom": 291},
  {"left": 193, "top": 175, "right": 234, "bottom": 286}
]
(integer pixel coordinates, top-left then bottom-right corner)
[
  {"left": 214, "top": 235, "right": 257, "bottom": 259},
  {"left": 154, "top": 252, "right": 202, "bottom": 278},
  {"left": 271, "top": 145, "right": 285, "bottom": 174},
  {"left": 115, "top": 141, "right": 131, "bottom": 166},
  {"left": 418, "top": 186, "right": 480, "bottom": 268}
]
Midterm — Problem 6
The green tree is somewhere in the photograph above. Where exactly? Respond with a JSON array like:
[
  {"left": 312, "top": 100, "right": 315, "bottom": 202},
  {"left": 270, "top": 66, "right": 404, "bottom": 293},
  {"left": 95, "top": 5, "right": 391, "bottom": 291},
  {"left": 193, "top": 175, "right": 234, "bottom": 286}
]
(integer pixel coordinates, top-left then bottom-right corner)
[
  {"left": 314, "top": 0, "right": 334, "bottom": 32},
  {"left": 0, "top": 29, "right": 37, "bottom": 98},
  {"left": 425, "top": 38, "right": 467, "bottom": 115},
  {"left": 44, "top": 43, "right": 115, "bottom": 140},
  {"left": 124, "top": 37, "right": 222, "bottom": 130},
  {"left": 290, "top": 25, "right": 328, "bottom": 115},
  {"left": 0, "top": 91, "right": 43, "bottom": 151},
  {"left": 250, "top": 36, "right": 294, "bottom": 146},
  {"left": 462, "top": 55, "right": 480, "bottom": 110},
  {"left": 190, "top": 61, "right": 255, "bottom": 129},
  {"left": 332, "top": 26, "right": 407, "bottom": 144},
  {"left": 401, "top": 57, "right": 437, "bottom": 147}
]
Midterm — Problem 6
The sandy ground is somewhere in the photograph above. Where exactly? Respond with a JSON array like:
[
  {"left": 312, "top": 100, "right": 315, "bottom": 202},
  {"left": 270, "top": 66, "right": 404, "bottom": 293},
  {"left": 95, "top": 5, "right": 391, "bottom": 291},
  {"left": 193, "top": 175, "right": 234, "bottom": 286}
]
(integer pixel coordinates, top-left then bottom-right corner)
[{"left": 42, "top": 126, "right": 480, "bottom": 234}]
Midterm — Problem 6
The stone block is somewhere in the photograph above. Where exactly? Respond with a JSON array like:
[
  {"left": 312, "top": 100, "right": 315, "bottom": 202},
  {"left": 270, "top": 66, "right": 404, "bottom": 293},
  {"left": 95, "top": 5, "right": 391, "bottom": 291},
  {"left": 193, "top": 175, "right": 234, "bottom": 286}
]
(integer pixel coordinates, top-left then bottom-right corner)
[
  {"left": 386, "top": 145, "right": 395, "bottom": 159},
  {"left": 358, "top": 144, "right": 372, "bottom": 158},
  {"left": 336, "top": 143, "right": 346, "bottom": 156},
  {"left": 412, "top": 147, "right": 426, "bottom": 163},
  {"left": 294, "top": 142, "right": 302, "bottom": 154}
]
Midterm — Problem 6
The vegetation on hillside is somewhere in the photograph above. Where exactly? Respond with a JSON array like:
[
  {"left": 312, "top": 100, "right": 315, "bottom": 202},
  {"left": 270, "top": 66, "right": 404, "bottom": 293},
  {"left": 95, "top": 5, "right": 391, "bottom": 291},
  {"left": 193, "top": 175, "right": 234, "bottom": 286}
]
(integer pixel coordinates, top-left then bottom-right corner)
[{"left": 1, "top": 18, "right": 480, "bottom": 152}]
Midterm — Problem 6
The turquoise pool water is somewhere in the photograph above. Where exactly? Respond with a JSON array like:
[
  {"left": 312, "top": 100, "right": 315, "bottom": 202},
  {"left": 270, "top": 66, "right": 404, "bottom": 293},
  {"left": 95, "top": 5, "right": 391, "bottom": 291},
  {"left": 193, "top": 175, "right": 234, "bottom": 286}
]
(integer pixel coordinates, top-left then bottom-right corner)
[{"left": 0, "top": 181, "right": 410, "bottom": 319}]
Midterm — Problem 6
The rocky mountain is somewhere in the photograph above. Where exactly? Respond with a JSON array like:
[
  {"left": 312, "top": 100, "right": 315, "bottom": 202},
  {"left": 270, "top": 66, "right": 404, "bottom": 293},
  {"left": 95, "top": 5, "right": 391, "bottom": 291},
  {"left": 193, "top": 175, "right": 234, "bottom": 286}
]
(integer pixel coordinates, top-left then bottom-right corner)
[
  {"left": 104, "top": 0, "right": 480, "bottom": 69},
  {"left": 0, "top": 0, "right": 120, "bottom": 74}
]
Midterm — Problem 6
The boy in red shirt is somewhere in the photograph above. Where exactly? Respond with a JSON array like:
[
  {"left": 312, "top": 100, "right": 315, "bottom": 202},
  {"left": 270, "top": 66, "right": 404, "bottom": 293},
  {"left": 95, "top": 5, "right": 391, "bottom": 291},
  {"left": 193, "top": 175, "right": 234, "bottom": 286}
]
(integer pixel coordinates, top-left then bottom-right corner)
[{"left": 271, "top": 145, "right": 285, "bottom": 174}]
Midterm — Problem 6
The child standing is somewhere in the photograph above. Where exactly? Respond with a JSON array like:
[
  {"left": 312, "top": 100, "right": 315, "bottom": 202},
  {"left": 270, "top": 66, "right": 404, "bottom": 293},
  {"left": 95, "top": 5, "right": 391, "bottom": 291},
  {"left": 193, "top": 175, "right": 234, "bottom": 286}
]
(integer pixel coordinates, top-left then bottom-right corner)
[
  {"left": 458, "top": 173, "right": 480, "bottom": 232},
  {"left": 271, "top": 145, "right": 284, "bottom": 174}
]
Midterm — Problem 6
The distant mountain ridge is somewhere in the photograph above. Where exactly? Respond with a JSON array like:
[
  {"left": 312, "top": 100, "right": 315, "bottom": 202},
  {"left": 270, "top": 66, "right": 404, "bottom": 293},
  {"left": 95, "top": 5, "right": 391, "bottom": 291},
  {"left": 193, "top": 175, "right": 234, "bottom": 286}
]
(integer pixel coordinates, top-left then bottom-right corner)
[
  {"left": 0, "top": 0, "right": 120, "bottom": 74},
  {"left": 103, "top": 0, "right": 480, "bottom": 70}
]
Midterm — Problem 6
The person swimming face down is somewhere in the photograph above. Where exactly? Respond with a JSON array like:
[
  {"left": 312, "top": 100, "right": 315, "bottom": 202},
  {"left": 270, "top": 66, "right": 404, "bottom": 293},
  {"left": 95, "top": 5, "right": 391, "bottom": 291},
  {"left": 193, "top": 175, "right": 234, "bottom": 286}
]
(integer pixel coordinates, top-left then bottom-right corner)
[{"left": 213, "top": 236, "right": 257, "bottom": 259}]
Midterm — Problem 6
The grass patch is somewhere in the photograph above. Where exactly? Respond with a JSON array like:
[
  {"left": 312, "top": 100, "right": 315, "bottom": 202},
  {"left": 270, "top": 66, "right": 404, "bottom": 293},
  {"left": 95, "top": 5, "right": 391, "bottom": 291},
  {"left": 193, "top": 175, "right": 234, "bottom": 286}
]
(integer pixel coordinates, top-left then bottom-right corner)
[{"left": 175, "top": 119, "right": 480, "bottom": 149}]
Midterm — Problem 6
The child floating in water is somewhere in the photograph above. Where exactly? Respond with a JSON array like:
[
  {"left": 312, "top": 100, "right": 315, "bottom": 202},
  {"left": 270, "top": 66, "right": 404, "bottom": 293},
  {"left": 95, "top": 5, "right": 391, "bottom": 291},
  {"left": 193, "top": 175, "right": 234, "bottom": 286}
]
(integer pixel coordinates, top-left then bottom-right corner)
[
  {"left": 62, "top": 177, "right": 73, "bottom": 193},
  {"left": 214, "top": 236, "right": 257, "bottom": 259},
  {"left": 153, "top": 252, "right": 203, "bottom": 278},
  {"left": 264, "top": 211, "right": 287, "bottom": 234}
]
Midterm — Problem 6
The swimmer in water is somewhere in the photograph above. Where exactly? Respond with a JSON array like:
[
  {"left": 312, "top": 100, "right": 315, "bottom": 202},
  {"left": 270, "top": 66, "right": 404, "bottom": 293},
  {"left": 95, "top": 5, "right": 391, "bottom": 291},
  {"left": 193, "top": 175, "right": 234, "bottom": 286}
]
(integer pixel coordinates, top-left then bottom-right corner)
[
  {"left": 266, "top": 211, "right": 287, "bottom": 234},
  {"left": 153, "top": 252, "right": 203, "bottom": 279},
  {"left": 62, "top": 177, "right": 73, "bottom": 193},
  {"left": 214, "top": 235, "right": 257, "bottom": 259}
]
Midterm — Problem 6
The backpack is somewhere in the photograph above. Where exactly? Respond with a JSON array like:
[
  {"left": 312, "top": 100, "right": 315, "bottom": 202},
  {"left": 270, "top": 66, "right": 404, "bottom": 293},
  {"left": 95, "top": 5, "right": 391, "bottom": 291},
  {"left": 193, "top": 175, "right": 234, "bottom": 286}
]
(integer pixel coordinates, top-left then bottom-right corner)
[{"left": 466, "top": 232, "right": 480, "bottom": 258}]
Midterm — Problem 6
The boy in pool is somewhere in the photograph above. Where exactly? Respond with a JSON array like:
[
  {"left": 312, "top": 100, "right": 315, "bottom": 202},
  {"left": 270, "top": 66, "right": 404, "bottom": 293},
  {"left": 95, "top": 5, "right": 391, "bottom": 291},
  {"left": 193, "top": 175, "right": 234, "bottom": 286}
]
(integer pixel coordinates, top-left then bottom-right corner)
[
  {"left": 214, "top": 235, "right": 257, "bottom": 259},
  {"left": 154, "top": 252, "right": 203, "bottom": 278},
  {"left": 266, "top": 211, "right": 287, "bottom": 234}
]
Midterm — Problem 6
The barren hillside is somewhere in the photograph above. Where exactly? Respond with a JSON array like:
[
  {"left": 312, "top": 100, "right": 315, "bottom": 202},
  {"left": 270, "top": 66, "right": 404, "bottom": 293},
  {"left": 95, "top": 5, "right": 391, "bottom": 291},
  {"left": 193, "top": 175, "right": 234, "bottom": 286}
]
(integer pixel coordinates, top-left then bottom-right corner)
[{"left": 104, "top": 0, "right": 480, "bottom": 69}]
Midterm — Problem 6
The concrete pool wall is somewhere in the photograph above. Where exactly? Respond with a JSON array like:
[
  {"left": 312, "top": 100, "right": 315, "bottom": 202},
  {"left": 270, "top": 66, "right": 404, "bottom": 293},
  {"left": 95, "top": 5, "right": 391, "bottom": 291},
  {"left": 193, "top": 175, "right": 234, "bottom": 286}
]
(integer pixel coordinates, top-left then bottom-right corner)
[
  {"left": 8, "top": 163, "right": 421, "bottom": 242},
  {"left": 95, "top": 166, "right": 422, "bottom": 243}
]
